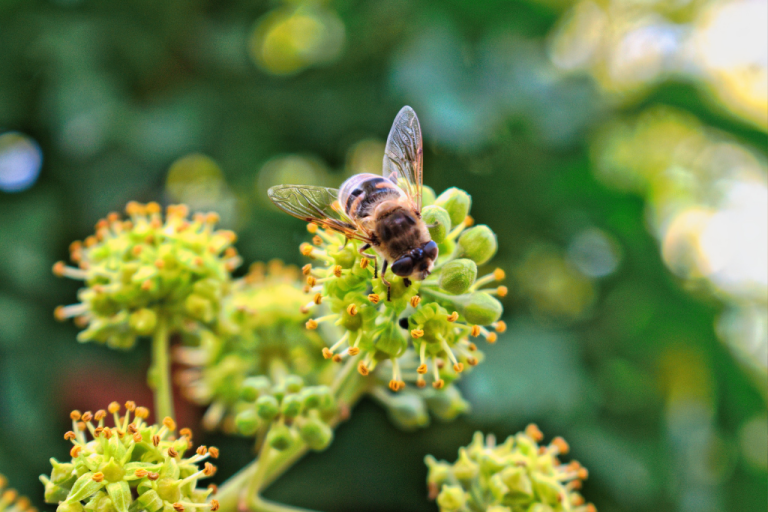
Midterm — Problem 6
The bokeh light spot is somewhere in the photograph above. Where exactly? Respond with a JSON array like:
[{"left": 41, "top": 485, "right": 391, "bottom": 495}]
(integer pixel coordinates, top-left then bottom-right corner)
[{"left": 0, "top": 132, "right": 43, "bottom": 193}]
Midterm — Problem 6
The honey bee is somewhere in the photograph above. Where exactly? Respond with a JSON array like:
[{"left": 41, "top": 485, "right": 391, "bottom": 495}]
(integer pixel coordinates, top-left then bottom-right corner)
[{"left": 268, "top": 106, "right": 437, "bottom": 301}]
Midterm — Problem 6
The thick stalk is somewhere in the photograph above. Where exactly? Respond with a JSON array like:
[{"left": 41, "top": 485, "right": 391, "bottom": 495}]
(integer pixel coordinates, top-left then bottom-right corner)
[{"left": 149, "top": 315, "right": 174, "bottom": 420}]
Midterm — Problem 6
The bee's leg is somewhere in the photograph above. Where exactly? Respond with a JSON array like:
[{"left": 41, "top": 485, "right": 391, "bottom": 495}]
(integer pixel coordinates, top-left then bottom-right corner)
[
  {"left": 403, "top": 278, "right": 411, "bottom": 288},
  {"left": 358, "top": 243, "right": 377, "bottom": 278},
  {"left": 381, "top": 260, "right": 391, "bottom": 301}
]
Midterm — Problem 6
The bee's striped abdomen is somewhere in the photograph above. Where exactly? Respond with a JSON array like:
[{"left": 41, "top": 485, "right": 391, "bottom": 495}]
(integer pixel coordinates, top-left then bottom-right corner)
[{"left": 339, "top": 173, "right": 403, "bottom": 220}]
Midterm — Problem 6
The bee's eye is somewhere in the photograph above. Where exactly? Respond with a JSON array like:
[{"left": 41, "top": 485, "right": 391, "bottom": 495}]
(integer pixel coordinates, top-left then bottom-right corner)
[
  {"left": 423, "top": 240, "right": 438, "bottom": 260},
  {"left": 391, "top": 257, "right": 414, "bottom": 277}
]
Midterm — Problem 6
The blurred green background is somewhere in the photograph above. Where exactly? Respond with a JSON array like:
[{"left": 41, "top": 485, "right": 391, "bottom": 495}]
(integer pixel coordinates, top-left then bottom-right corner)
[{"left": 0, "top": 0, "right": 766, "bottom": 511}]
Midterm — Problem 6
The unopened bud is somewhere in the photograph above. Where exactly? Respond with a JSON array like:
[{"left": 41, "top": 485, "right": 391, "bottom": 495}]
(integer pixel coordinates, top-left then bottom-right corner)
[
  {"left": 128, "top": 309, "right": 157, "bottom": 336},
  {"left": 234, "top": 409, "right": 260, "bottom": 436},
  {"left": 299, "top": 417, "right": 333, "bottom": 451},
  {"left": 435, "top": 188, "right": 472, "bottom": 226},
  {"left": 281, "top": 394, "right": 303, "bottom": 418},
  {"left": 240, "top": 376, "right": 271, "bottom": 402},
  {"left": 439, "top": 259, "right": 477, "bottom": 295},
  {"left": 436, "top": 485, "right": 467, "bottom": 511},
  {"left": 461, "top": 292, "right": 502, "bottom": 326},
  {"left": 255, "top": 396, "right": 280, "bottom": 421},
  {"left": 422, "top": 205, "right": 451, "bottom": 243},
  {"left": 267, "top": 424, "right": 294, "bottom": 451},
  {"left": 457, "top": 225, "right": 497, "bottom": 265}
]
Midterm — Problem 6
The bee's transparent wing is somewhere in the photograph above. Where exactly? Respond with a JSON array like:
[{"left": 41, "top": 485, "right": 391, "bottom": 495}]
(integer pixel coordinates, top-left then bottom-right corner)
[
  {"left": 382, "top": 106, "right": 423, "bottom": 211},
  {"left": 268, "top": 185, "right": 373, "bottom": 242}
]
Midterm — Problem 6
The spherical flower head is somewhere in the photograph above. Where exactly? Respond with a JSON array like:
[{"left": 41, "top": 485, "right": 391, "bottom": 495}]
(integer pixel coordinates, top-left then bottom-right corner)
[
  {"left": 299, "top": 186, "right": 505, "bottom": 393},
  {"left": 231, "top": 374, "right": 336, "bottom": 451},
  {"left": 1, "top": 474, "right": 35, "bottom": 512},
  {"left": 425, "top": 428, "right": 595, "bottom": 512},
  {"left": 40, "top": 402, "right": 220, "bottom": 512},
  {"left": 174, "top": 261, "right": 334, "bottom": 432},
  {"left": 53, "top": 203, "right": 241, "bottom": 350}
]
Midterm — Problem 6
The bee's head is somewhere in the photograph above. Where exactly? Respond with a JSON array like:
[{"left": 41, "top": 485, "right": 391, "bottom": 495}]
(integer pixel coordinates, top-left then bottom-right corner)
[{"left": 391, "top": 240, "right": 439, "bottom": 281}]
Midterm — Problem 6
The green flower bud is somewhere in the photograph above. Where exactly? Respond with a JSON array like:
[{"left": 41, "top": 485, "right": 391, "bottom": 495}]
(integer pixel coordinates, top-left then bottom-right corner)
[
  {"left": 283, "top": 375, "right": 304, "bottom": 393},
  {"left": 101, "top": 458, "right": 125, "bottom": 483},
  {"left": 281, "top": 394, "right": 303, "bottom": 418},
  {"left": 267, "top": 425, "right": 294, "bottom": 451},
  {"left": 128, "top": 309, "right": 157, "bottom": 336},
  {"left": 425, "top": 455, "right": 452, "bottom": 488},
  {"left": 58, "top": 502, "right": 86, "bottom": 512},
  {"left": 155, "top": 477, "right": 180, "bottom": 503},
  {"left": 66, "top": 473, "right": 105, "bottom": 503},
  {"left": 488, "top": 473, "right": 509, "bottom": 503},
  {"left": 422, "top": 185, "right": 436, "bottom": 207},
  {"left": 499, "top": 466, "right": 533, "bottom": 500},
  {"left": 435, "top": 187, "right": 472, "bottom": 226},
  {"left": 50, "top": 458, "right": 76, "bottom": 485},
  {"left": 255, "top": 395, "right": 280, "bottom": 421},
  {"left": 301, "top": 386, "right": 333, "bottom": 411},
  {"left": 240, "top": 376, "right": 272, "bottom": 402},
  {"left": 422, "top": 205, "right": 451, "bottom": 243},
  {"left": 298, "top": 417, "right": 333, "bottom": 451},
  {"left": 136, "top": 490, "right": 164, "bottom": 512},
  {"left": 379, "top": 393, "right": 429, "bottom": 430},
  {"left": 439, "top": 259, "right": 477, "bottom": 294},
  {"left": 436, "top": 485, "right": 467, "bottom": 511},
  {"left": 461, "top": 292, "right": 502, "bottom": 325},
  {"left": 487, "top": 507, "right": 512, "bottom": 512},
  {"left": 452, "top": 448, "right": 479, "bottom": 481},
  {"left": 457, "top": 225, "right": 497, "bottom": 265},
  {"left": 425, "top": 385, "right": 470, "bottom": 422},
  {"left": 235, "top": 409, "right": 261, "bottom": 435},
  {"left": 185, "top": 294, "right": 214, "bottom": 323}
]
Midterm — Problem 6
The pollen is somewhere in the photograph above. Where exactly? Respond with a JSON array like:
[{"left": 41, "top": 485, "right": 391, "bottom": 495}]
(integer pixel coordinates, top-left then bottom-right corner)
[
  {"left": 453, "top": 363, "right": 464, "bottom": 373},
  {"left": 52, "top": 261, "right": 66, "bottom": 277},
  {"left": 333, "top": 265, "right": 342, "bottom": 277},
  {"left": 124, "top": 401, "right": 136, "bottom": 411},
  {"left": 411, "top": 329, "right": 424, "bottom": 338},
  {"left": 494, "top": 321, "right": 507, "bottom": 333},
  {"left": 432, "top": 379, "right": 445, "bottom": 389},
  {"left": 417, "top": 364, "right": 428, "bottom": 374},
  {"left": 410, "top": 295, "right": 421, "bottom": 308},
  {"left": 64, "top": 431, "right": 76, "bottom": 441},
  {"left": 551, "top": 436, "right": 570, "bottom": 455},
  {"left": 197, "top": 446, "right": 208, "bottom": 456},
  {"left": 368, "top": 293, "right": 380, "bottom": 304},
  {"left": 332, "top": 354, "right": 342, "bottom": 363},
  {"left": 70, "top": 410, "right": 82, "bottom": 421},
  {"left": 346, "top": 304, "right": 358, "bottom": 316},
  {"left": 167, "top": 447, "right": 179, "bottom": 458},
  {"left": 306, "top": 319, "right": 318, "bottom": 330},
  {"left": 173, "top": 503, "right": 184, "bottom": 512},
  {"left": 447, "top": 312, "right": 459, "bottom": 322},
  {"left": 108, "top": 401, "right": 120, "bottom": 414},
  {"left": 494, "top": 268, "right": 505, "bottom": 280},
  {"left": 302, "top": 264, "right": 312, "bottom": 275},
  {"left": 203, "top": 462, "right": 216, "bottom": 476},
  {"left": 467, "top": 357, "right": 478, "bottom": 366},
  {"left": 359, "top": 258, "right": 369, "bottom": 269},
  {"left": 470, "top": 325, "right": 481, "bottom": 337},
  {"left": 300, "top": 243, "right": 314, "bottom": 256},
  {"left": 486, "top": 332, "right": 497, "bottom": 343},
  {"left": 306, "top": 223, "right": 318, "bottom": 234},
  {"left": 464, "top": 215, "right": 474, "bottom": 227},
  {"left": 306, "top": 276, "right": 317, "bottom": 287},
  {"left": 525, "top": 423, "right": 544, "bottom": 442},
  {"left": 348, "top": 347, "right": 360, "bottom": 356},
  {"left": 94, "top": 410, "right": 106, "bottom": 421},
  {"left": 210, "top": 500, "right": 220, "bottom": 511},
  {"left": 163, "top": 417, "right": 177, "bottom": 431},
  {"left": 312, "top": 235, "right": 323, "bottom": 246},
  {"left": 322, "top": 348, "right": 333, "bottom": 359},
  {"left": 357, "top": 362, "right": 369, "bottom": 376},
  {"left": 92, "top": 472, "right": 104, "bottom": 483},
  {"left": 135, "top": 407, "right": 149, "bottom": 419},
  {"left": 134, "top": 469, "right": 149, "bottom": 478},
  {"left": 496, "top": 286, "right": 508, "bottom": 297},
  {"left": 208, "top": 447, "right": 220, "bottom": 458}
]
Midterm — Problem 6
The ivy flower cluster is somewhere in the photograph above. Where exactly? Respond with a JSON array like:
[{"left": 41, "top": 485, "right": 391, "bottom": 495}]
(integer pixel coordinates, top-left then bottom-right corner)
[
  {"left": 298, "top": 186, "right": 506, "bottom": 391},
  {"left": 0, "top": 475, "right": 35, "bottom": 512},
  {"left": 425, "top": 426, "right": 595, "bottom": 512},
  {"left": 53, "top": 202, "right": 241, "bottom": 349},
  {"left": 174, "top": 261, "right": 334, "bottom": 433},
  {"left": 40, "top": 402, "right": 219, "bottom": 512}
]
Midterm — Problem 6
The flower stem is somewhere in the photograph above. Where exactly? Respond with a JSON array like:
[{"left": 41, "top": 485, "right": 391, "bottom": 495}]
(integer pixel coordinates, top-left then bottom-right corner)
[{"left": 150, "top": 315, "right": 174, "bottom": 420}]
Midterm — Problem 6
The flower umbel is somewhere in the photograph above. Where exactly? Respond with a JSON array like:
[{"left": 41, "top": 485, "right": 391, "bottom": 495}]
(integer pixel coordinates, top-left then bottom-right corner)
[
  {"left": 40, "top": 402, "right": 220, "bottom": 512},
  {"left": 0, "top": 474, "right": 35, "bottom": 512},
  {"left": 53, "top": 202, "right": 240, "bottom": 349},
  {"left": 299, "top": 186, "right": 504, "bottom": 391},
  {"left": 425, "top": 427, "right": 595, "bottom": 512}
]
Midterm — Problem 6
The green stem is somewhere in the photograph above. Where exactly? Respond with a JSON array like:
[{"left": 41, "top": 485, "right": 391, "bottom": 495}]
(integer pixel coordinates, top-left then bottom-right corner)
[{"left": 150, "top": 315, "right": 174, "bottom": 420}]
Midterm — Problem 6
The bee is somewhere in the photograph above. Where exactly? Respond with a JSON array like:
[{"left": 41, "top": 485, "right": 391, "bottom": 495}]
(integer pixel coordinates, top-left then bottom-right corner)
[{"left": 268, "top": 106, "right": 438, "bottom": 301}]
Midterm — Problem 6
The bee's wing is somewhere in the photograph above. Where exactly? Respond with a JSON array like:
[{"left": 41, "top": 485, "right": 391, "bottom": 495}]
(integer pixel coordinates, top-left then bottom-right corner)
[
  {"left": 268, "top": 184, "right": 374, "bottom": 242},
  {"left": 382, "top": 106, "right": 424, "bottom": 212}
]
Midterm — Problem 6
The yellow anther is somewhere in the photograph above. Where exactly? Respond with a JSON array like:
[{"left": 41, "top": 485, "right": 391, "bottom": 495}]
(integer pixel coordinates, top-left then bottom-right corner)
[
  {"left": 494, "top": 320, "right": 507, "bottom": 333},
  {"left": 453, "top": 363, "right": 464, "bottom": 373},
  {"left": 108, "top": 402, "right": 120, "bottom": 414},
  {"left": 525, "top": 423, "right": 544, "bottom": 442},
  {"left": 447, "top": 312, "right": 459, "bottom": 322},
  {"left": 497, "top": 286, "right": 508, "bottom": 297},
  {"left": 306, "top": 319, "right": 318, "bottom": 330},
  {"left": 470, "top": 325, "right": 481, "bottom": 337},
  {"left": 464, "top": 215, "right": 474, "bottom": 227},
  {"left": 368, "top": 293, "right": 380, "bottom": 304},
  {"left": 494, "top": 268, "right": 505, "bottom": 280},
  {"left": 162, "top": 417, "right": 176, "bottom": 431},
  {"left": 322, "top": 348, "right": 333, "bottom": 359},
  {"left": 307, "top": 223, "right": 318, "bottom": 234},
  {"left": 359, "top": 258, "right": 369, "bottom": 269},
  {"left": 70, "top": 410, "right": 82, "bottom": 421},
  {"left": 300, "top": 243, "right": 313, "bottom": 256},
  {"left": 346, "top": 304, "right": 358, "bottom": 316},
  {"left": 410, "top": 295, "right": 421, "bottom": 308},
  {"left": 467, "top": 357, "right": 478, "bottom": 366},
  {"left": 124, "top": 401, "right": 136, "bottom": 411},
  {"left": 416, "top": 364, "right": 428, "bottom": 374},
  {"left": 302, "top": 264, "right": 312, "bottom": 275},
  {"left": 357, "top": 362, "right": 369, "bottom": 376},
  {"left": 313, "top": 293, "right": 323, "bottom": 305},
  {"left": 92, "top": 472, "right": 104, "bottom": 483},
  {"left": 94, "top": 410, "right": 106, "bottom": 421},
  {"left": 348, "top": 347, "right": 360, "bottom": 356},
  {"left": 389, "top": 380, "right": 401, "bottom": 392},
  {"left": 208, "top": 447, "right": 220, "bottom": 458},
  {"left": 411, "top": 329, "right": 424, "bottom": 338},
  {"left": 332, "top": 354, "right": 342, "bottom": 363},
  {"left": 551, "top": 436, "right": 570, "bottom": 455},
  {"left": 432, "top": 379, "right": 445, "bottom": 389},
  {"left": 486, "top": 332, "right": 498, "bottom": 343},
  {"left": 333, "top": 265, "right": 342, "bottom": 277},
  {"left": 135, "top": 407, "right": 149, "bottom": 419},
  {"left": 306, "top": 276, "right": 317, "bottom": 287},
  {"left": 312, "top": 235, "right": 323, "bottom": 246}
]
